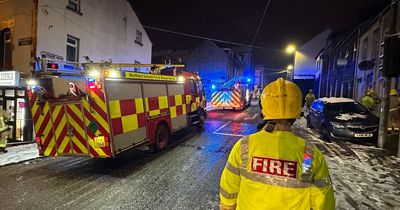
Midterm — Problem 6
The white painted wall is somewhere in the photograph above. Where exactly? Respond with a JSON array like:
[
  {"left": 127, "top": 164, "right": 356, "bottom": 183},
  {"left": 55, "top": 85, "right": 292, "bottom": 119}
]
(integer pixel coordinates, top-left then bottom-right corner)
[
  {"left": 37, "top": 0, "right": 152, "bottom": 71},
  {"left": 294, "top": 29, "right": 331, "bottom": 78},
  {"left": 0, "top": 0, "right": 33, "bottom": 74}
]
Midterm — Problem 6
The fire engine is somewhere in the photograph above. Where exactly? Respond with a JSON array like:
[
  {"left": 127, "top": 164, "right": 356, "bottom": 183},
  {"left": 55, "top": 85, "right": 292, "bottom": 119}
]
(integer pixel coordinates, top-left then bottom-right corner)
[
  {"left": 210, "top": 77, "right": 251, "bottom": 110},
  {"left": 27, "top": 61, "right": 206, "bottom": 158}
]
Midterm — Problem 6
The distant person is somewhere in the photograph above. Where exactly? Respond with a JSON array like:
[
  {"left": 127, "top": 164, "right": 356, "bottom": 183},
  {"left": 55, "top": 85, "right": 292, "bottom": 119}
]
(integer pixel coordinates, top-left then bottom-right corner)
[
  {"left": 305, "top": 89, "right": 316, "bottom": 109},
  {"left": 388, "top": 89, "right": 400, "bottom": 131},
  {"left": 220, "top": 78, "right": 335, "bottom": 210}
]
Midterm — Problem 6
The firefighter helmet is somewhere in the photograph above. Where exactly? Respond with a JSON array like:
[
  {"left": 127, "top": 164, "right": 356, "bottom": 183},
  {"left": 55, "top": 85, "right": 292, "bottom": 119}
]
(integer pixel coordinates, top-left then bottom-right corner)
[
  {"left": 366, "top": 88, "right": 375, "bottom": 96},
  {"left": 390, "top": 89, "right": 398, "bottom": 96},
  {"left": 261, "top": 78, "right": 302, "bottom": 120}
]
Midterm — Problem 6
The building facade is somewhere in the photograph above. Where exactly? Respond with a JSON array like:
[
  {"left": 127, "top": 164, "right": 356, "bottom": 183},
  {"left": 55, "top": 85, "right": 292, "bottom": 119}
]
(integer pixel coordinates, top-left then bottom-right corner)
[
  {"left": 185, "top": 40, "right": 251, "bottom": 100},
  {"left": 0, "top": 0, "right": 151, "bottom": 143}
]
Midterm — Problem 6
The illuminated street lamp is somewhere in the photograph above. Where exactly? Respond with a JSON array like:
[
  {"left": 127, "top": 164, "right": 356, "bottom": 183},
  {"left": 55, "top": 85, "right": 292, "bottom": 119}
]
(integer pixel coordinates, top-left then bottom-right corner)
[
  {"left": 286, "top": 44, "right": 296, "bottom": 54},
  {"left": 287, "top": 64, "right": 294, "bottom": 70}
]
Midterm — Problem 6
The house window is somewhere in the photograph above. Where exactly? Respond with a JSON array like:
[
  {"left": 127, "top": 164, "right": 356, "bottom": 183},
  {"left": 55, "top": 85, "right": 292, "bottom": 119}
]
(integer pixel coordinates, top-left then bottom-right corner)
[
  {"left": 135, "top": 30, "right": 143, "bottom": 45},
  {"left": 66, "top": 35, "right": 79, "bottom": 62},
  {"left": 67, "top": 0, "right": 80, "bottom": 12},
  {"left": 362, "top": 38, "right": 368, "bottom": 61},
  {"left": 134, "top": 60, "right": 140, "bottom": 72},
  {"left": 372, "top": 28, "right": 380, "bottom": 59}
]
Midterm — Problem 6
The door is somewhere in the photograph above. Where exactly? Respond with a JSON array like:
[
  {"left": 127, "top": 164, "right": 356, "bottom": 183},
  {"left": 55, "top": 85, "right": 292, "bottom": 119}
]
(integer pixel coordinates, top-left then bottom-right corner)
[
  {"left": 188, "top": 79, "right": 198, "bottom": 112},
  {"left": 51, "top": 103, "right": 89, "bottom": 155}
]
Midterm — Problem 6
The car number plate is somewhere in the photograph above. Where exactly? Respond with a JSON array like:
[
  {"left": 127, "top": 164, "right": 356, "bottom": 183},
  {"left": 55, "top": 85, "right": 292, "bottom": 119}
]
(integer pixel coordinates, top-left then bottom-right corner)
[
  {"left": 354, "top": 133, "right": 373, "bottom": 138},
  {"left": 94, "top": 136, "right": 106, "bottom": 147}
]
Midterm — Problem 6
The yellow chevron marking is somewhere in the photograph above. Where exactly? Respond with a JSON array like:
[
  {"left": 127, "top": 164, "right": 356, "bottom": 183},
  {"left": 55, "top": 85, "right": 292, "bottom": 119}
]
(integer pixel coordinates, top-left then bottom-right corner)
[
  {"left": 43, "top": 123, "right": 55, "bottom": 156},
  {"left": 82, "top": 101, "right": 110, "bottom": 133}
]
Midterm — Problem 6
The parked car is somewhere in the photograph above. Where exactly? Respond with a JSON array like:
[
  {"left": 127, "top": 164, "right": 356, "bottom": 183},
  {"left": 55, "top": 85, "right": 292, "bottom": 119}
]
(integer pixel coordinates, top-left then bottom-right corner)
[{"left": 307, "top": 97, "right": 379, "bottom": 142}]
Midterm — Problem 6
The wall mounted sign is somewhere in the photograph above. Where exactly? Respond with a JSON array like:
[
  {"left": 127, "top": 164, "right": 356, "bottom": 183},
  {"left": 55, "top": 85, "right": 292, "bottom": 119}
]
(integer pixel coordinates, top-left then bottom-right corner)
[
  {"left": 40, "top": 51, "right": 64, "bottom": 60},
  {"left": 18, "top": 37, "right": 32, "bottom": 46}
]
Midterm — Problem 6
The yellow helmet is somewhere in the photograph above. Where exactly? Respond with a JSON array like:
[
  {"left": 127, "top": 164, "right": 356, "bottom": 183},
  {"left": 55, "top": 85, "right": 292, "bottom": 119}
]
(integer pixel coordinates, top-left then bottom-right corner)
[
  {"left": 366, "top": 88, "right": 375, "bottom": 96},
  {"left": 261, "top": 78, "right": 302, "bottom": 120},
  {"left": 390, "top": 89, "right": 398, "bottom": 96}
]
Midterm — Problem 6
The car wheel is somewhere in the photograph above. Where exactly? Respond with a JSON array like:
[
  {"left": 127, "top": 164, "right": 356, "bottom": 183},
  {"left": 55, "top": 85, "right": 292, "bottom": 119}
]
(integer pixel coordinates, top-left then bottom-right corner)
[
  {"left": 153, "top": 124, "right": 169, "bottom": 152},
  {"left": 321, "top": 124, "right": 332, "bottom": 142},
  {"left": 307, "top": 115, "right": 313, "bottom": 128}
]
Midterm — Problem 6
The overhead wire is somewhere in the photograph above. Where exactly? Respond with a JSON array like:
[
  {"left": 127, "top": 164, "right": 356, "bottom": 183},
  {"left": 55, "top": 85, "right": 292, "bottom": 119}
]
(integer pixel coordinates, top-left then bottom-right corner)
[{"left": 248, "top": 0, "right": 272, "bottom": 51}]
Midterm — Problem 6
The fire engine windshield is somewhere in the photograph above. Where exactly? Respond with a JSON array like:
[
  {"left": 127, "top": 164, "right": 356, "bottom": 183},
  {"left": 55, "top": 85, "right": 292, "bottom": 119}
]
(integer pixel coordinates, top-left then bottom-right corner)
[{"left": 36, "top": 77, "right": 86, "bottom": 102}]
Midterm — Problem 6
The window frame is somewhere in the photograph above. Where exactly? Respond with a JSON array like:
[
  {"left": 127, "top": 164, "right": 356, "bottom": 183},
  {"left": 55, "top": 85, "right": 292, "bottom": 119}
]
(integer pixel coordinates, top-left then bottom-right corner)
[
  {"left": 135, "top": 30, "right": 143, "bottom": 46},
  {"left": 66, "top": 0, "right": 82, "bottom": 15},
  {"left": 66, "top": 35, "right": 79, "bottom": 63}
]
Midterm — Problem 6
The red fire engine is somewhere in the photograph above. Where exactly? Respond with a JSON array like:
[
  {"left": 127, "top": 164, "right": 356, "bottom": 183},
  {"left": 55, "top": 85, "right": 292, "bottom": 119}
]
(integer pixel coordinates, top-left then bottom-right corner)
[{"left": 27, "top": 61, "right": 206, "bottom": 158}]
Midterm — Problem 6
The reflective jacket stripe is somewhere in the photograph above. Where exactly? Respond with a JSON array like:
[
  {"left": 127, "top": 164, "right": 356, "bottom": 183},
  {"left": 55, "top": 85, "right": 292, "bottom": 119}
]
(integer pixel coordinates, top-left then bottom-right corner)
[
  {"left": 220, "top": 187, "right": 238, "bottom": 199},
  {"left": 301, "top": 140, "right": 314, "bottom": 182},
  {"left": 238, "top": 135, "right": 330, "bottom": 188},
  {"left": 240, "top": 136, "right": 249, "bottom": 169},
  {"left": 225, "top": 162, "right": 240, "bottom": 176}
]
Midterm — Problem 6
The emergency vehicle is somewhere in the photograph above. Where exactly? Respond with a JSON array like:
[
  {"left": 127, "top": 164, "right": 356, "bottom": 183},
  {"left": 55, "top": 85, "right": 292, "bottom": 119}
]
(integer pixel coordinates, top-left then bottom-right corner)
[
  {"left": 210, "top": 77, "right": 251, "bottom": 110},
  {"left": 27, "top": 61, "right": 206, "bottom": 158}
]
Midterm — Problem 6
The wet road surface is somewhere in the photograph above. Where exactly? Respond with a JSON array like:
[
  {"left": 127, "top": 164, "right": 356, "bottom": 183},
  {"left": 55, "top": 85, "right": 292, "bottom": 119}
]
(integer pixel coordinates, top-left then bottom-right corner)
[{"left": 1, "top": 104, "right": 399, "bottom": 209}]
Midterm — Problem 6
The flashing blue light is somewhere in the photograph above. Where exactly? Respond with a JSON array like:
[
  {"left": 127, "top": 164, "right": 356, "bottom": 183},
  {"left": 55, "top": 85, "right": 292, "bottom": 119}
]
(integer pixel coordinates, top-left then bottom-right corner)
[
  {"left": 247, "top": 78, "right": 251, "bottom": 82},
  {"left": 87, "top": 78, "right": 95, "bottom": 82},
  {"left": 212, "top": 84, "right": 216, "bottom": 90}
]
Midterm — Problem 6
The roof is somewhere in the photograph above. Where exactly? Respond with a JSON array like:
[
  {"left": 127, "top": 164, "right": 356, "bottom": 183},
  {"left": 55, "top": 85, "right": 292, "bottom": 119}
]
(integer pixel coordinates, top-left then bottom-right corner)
[{"left": 318, "top": 97, "right": 355, "bottom": 103}]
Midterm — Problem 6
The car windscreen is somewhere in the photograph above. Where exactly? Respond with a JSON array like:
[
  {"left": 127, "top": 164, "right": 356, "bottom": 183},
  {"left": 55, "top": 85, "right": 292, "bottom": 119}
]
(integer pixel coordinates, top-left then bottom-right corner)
[{"left": 325, "top": 102, "right": 368, "bottom": 116}]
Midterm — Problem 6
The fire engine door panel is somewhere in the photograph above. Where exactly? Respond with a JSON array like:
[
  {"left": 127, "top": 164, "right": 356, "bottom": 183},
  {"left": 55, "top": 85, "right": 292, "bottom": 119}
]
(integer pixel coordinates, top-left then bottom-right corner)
[
  {"left": 104, "top": 80, "right": 147, "bottom": 152},
  {"left": 142, "top": 83, "right": 168, "bottom": 118},
  {"left": 52, "top": 104, "right": 89, "bottom": 155},
  {"left": 167, "top": 84, "right": 187, "bottom": 130}
]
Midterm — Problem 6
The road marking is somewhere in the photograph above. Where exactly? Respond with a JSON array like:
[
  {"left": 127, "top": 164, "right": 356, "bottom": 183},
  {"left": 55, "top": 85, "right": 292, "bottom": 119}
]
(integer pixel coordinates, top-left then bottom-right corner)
[
  {"left": 213, "top": 121, "right": 231, "bottom": 133},
  {"left": 212, "top": 132, "right": 245, "bottom": 137}
]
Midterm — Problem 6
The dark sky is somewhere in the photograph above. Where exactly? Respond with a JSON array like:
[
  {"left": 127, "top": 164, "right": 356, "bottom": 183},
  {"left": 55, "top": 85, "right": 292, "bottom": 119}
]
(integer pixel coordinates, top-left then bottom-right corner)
[{"left": 130, "top": 0, "right": 390, "bottom": 68}]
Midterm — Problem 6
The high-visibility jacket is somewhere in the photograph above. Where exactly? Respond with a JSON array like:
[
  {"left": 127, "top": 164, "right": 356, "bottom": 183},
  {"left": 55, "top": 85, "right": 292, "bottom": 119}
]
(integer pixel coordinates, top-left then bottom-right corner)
[{"left": 220, "top": 130, "right": 335, "bottom": 210}]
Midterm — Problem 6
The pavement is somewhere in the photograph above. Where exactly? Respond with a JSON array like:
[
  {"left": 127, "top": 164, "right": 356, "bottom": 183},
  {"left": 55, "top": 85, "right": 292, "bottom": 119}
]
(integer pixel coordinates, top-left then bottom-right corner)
[
  {"left": 0, "top": 104, "right": 399, "bottom": 209},
  {"left": 0, "top": 143, "right": 39, "bottom": 166}
]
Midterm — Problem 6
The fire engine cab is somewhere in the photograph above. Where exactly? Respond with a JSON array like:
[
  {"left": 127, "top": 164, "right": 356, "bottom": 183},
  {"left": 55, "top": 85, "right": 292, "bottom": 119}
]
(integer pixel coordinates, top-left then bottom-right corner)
[{"left": 27, "top": 61, "right": 206, "bottom": 158}]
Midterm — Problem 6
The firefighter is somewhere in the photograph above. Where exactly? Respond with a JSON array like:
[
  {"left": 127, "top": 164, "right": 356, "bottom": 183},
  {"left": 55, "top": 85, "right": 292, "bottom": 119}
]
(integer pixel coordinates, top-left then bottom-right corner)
[
  {"left": 388, "top": 89, "right": 400, "bottom": 131},
  {"left": 361, "top": 88, "right": 378, "bottom": 111},
  {"left": 220, "top": 78, "right": 335, "bottom": 210},
  {"left": 305, "top": 89, "right": 316, "bottom": 108},
  {"left": 0, "top": 109, "right": 11, "bottom": 153}
]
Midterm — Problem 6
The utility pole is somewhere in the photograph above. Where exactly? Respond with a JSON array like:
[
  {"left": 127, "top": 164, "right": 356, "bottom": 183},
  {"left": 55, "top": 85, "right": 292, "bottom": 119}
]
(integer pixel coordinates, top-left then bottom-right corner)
[{"left": 378, "top": 0, "right": 398, "bottom": 149}]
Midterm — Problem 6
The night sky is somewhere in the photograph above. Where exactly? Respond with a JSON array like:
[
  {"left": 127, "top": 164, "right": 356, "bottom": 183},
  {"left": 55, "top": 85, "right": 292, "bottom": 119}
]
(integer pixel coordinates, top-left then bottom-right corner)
[{"left": 130, "top": 0, "right": 390, "bottom": 68}]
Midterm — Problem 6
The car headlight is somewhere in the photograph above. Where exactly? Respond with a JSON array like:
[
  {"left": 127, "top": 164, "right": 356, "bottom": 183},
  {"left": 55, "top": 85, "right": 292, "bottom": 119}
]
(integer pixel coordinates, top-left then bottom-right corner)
[{"left": 330, "top": 122, "right": 346, "bottom": 129}]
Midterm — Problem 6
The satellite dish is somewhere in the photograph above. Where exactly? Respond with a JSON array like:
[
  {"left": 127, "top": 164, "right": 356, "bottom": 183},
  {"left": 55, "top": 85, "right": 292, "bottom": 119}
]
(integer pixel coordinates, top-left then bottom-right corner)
[{"left": 358, "top": 60, "right": 375, "bottom": 71}]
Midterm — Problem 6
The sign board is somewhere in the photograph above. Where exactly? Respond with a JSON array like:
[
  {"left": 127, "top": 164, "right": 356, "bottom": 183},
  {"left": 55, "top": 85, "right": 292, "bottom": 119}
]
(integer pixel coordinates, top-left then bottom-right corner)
[
  {"left": 40, "top": 51, "right": 64, "bottom": 60},
  {"left": 18, "top": 37, "right": 32, "bottom": 46},
  {"left": 0, "top": 71, "right": 20, "bottom": 86},
  {"left": 125, "top": 72, "right": 177, "bottom": 81},
  {"left": 358, "top": 60, "right": 375, "bottom": 71},
  {"left": 337, "top": 59, "right": 348, "bottom": 66}
]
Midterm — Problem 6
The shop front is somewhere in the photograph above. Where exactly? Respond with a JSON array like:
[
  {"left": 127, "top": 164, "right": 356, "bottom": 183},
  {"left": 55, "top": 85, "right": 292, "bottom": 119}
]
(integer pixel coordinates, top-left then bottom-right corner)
[{"left": 0, "top": 71, "right": 33, "bottom": 144}]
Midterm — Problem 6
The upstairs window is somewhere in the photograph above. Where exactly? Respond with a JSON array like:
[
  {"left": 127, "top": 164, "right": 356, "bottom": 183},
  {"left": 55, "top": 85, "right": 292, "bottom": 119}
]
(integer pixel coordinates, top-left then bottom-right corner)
[
  {"left": 66, "top": 35, "right": 79, "bottom": 62},
  {"left": 67, "top": 0, "right": 81, "bottom": 13},
  {"left": 135, "top": 30, "right": 143, "bottom": 46}
]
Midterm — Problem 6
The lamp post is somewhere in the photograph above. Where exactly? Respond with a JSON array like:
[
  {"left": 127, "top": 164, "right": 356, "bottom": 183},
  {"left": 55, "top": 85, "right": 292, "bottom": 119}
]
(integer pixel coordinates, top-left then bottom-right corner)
[
  {"left": 286, "top": 45, "right": 296, "bottom": 80},
  {"left": 286, "top": 64, "right": 294, "bottom": 80}
]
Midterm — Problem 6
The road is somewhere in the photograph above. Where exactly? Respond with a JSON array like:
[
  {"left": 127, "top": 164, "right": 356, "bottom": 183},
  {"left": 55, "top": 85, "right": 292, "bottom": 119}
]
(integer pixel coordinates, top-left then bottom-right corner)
[{"left": 0, "top": 104, "right": 399, "bottom": 210}]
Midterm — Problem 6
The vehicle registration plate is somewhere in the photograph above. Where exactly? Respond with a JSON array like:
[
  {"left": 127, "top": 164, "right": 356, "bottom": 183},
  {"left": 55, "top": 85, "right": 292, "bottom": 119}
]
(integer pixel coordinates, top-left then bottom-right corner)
[
  {"left": 354, "top": 133, "right": 373, "bottom": 138},
  {"left": 94, "top": 136, "right": 106, "bottom": 147}
]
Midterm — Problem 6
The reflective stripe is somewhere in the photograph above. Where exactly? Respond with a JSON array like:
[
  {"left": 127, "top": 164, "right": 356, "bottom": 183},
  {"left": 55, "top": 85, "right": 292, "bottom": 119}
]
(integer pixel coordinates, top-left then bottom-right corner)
[
  {"left": 226, "top": 162, "right": 240, "bottom": 176},
  {"left": 314, "top": 176, "right": 332, "bottom": 188},
  {"left": 220, "top": 204, "right": 236, "bottom": 210},
  {"left": 240, "top": 136, "right": 249, "bottom": 168},
  {"left": 240, "top": 168, "right": 312, "bottom": 188},
  {"left": 220, "top": 187, "right": 238, "bottom": 199},
  {"left": 301, "top": 140, "right": 314, "bottom": 182}
]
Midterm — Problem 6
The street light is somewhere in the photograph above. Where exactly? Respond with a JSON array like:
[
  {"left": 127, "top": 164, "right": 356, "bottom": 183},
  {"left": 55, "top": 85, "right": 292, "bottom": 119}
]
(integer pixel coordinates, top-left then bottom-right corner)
[
  {"left": 287, "top": 64, "right": 294, "bottom": 70},
  {"left": 286, "top": 44, "right": 296, "bottom": 54}
]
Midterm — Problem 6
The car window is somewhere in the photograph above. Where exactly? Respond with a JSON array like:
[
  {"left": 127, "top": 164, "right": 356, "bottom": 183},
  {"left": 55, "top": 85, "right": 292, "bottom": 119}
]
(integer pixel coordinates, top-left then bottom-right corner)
[
  {"left": 189, "top": 79, "right": 197, "bottom": 95},
  {"left": 325, "top": 102, "right": 367, "bottom": 115}
]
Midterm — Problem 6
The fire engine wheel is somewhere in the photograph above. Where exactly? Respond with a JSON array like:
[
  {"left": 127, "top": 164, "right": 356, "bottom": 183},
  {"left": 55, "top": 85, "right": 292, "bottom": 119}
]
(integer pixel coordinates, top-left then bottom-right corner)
[{"left": 154, "top": 125, "right": 169, "bottom": 152}]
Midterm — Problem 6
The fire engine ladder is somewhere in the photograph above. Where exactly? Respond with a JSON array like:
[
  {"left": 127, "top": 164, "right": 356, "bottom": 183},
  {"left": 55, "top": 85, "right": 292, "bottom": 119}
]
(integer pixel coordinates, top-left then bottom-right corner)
[{"left": 82, "top": 63, "right": 185, "bottom": 75}]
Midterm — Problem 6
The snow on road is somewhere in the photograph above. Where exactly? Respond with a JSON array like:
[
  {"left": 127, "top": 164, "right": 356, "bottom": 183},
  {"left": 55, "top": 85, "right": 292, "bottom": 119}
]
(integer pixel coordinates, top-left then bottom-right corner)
[{"left": 293, "top": 118, "right": 400, "bottom": 210}]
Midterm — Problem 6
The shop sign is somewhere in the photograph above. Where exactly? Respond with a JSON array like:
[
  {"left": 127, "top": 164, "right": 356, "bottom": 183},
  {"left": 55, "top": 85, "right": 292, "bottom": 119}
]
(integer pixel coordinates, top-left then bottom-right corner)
[
  {"left": 0, "top": 71, "right": 20, "bottom": 86},
  {"left": 40, "top": 51, "right": 64, "bottom": 61},
  {"left": 18, "top": 37, "right": 32, "bottom": 46}
]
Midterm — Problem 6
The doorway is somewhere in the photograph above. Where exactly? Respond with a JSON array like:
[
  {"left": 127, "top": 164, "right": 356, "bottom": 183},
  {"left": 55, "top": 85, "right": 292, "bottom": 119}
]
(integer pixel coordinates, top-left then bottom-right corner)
[{"left": 0, "top": 28, "right": 12, "bottom": 70}]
